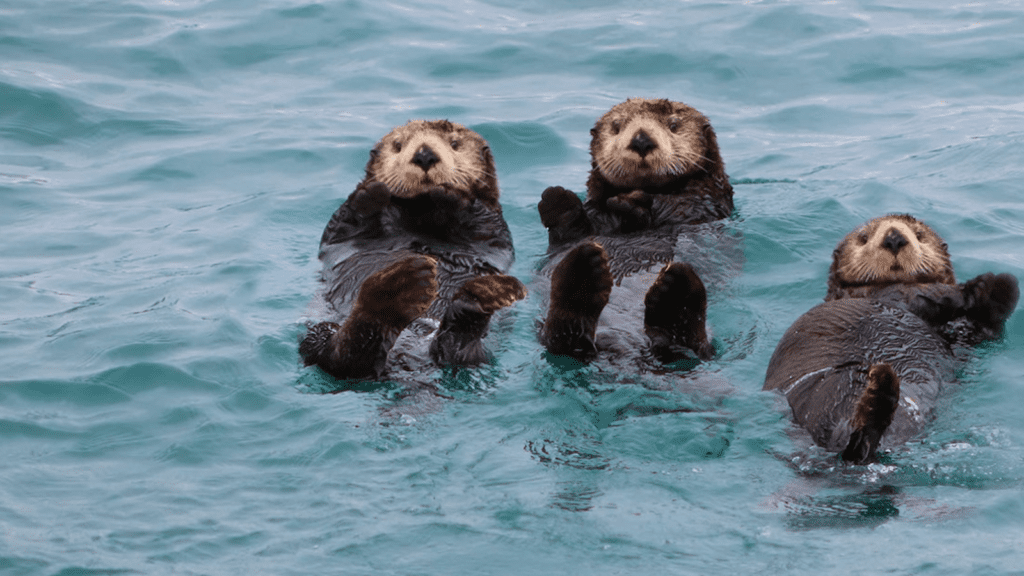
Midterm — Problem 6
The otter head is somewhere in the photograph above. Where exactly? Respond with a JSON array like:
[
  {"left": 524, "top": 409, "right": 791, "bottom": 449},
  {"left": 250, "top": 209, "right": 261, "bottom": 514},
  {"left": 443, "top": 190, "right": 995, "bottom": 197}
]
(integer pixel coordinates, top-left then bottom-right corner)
[
  {"left": 590, "top": 98, "right": 723, "bottom": 190},
  {"left": 827, "top": 214, "right": 956, "bottom": 300},
  {"left": 364, "top": 120, "right": 499, "bottom": 210}
]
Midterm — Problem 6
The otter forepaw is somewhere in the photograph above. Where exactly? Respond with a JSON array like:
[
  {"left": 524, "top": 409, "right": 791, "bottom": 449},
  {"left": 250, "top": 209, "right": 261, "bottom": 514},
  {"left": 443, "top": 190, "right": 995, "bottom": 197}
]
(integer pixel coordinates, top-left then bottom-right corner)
[
  {"left": 964, "top": 272, "right": 1019, "bottom": 331},
  {"left": 539, "top": 186, "right": 583, "bottom": 228},
  {"left": 540, "top": 242, "right": 612, "bottom": 360},
  {"left": 842, "top": 364, "right": 900, "bottom": 465},
  {"left": 389, "top": 186, "right": 472, "bottom": 221},
  {"left": 644, "top": 262, "right": 714, "bottom": 361},
  {"left": 426, "top": 185, "right": 472, "bottom": 212},
  {"left": 538, "top": 186, "right": 591, "bottom": 244},
  {"left": 606, "top": 190, "right": 653, "bottom": 233},
  {"left": 350, "top": 181, "right": 391, "bottom": 218}
]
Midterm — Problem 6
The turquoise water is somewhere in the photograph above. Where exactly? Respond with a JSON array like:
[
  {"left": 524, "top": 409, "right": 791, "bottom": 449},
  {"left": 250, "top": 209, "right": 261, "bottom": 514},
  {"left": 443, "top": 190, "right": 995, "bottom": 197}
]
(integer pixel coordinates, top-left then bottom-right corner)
[{"left": 3, "top": 0, "right": 1024, "bottom": 573}]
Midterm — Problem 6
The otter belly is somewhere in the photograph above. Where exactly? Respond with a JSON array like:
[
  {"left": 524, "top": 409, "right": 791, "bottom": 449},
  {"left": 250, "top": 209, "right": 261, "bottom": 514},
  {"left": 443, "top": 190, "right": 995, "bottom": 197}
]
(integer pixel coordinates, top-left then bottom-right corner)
[
  {"left": 594, "top": 269, "right": 660, "bottom": 355},
  {"left": 764, "top": 298, "right": 955, "bottom": 451}
]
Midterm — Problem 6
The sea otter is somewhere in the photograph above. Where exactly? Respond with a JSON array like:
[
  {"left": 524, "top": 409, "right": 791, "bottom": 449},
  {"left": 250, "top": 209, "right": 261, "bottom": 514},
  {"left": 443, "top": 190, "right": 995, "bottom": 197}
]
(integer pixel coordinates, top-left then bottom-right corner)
[
  {"left": 300, "top": 120, "right": 526, "bottom": 381},
  {"left": 763, "top": 214, "right": 1018, "bottom": 464},
  {"left": 536, "top": 98, "right": 734, "bottom": 364}
]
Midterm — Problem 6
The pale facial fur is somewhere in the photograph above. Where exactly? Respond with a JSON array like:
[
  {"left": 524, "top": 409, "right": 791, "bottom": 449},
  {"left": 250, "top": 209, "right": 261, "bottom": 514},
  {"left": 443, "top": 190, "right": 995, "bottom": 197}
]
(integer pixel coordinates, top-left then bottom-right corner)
[
  {"left": 834, "top": 215, "right": 953, "bottom": 286},
  {"left": 593, "top": 100, "right": 707, "bottom": 188},
  {"left": 371, "top": 120, "right": 489, "bottom": 197}
]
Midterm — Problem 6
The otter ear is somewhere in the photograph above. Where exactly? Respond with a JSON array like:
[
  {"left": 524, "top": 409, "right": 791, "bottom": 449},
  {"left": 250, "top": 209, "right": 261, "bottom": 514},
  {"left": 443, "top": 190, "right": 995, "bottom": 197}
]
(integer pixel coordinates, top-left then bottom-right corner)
[
  {"left": 701, "top": 121, "right": 716, "bottom": 142},
  {"left": 364, "top": 146, "right": 382, "bottom": 178},
  {"left": 825, "top": 244, "right": 846, "bottom": 300},
  {"left": 699, "top": 121, "right": 725, "bottom": 170},
  {"left": 478, "top": 144, "right": 494, "bottom": 166}
]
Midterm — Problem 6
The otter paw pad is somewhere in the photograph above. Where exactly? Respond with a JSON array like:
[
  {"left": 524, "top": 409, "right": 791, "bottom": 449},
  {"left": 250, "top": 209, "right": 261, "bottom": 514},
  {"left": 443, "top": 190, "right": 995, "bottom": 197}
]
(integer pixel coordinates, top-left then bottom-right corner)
[
  {"left": 355, "top": 255, "right": 438, "bottom": 324},
  {"left": 550, "top": 242, "right": 613, "bottom": 315},
  {"left": 842, "top": 363, "right": 901, "bottom": 464},
  {"left": 644, "top": 262, "right": 713, "bottom": 361},
  {"left": 460, "top": 274, "right": 527, "bottom": 314}
]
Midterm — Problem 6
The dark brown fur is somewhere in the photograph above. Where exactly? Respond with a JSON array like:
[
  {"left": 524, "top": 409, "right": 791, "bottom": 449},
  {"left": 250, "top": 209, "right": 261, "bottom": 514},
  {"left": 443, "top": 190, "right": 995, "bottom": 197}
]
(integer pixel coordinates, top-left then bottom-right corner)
[
  {"left": 842, "top": 364, "right": 900, "bottom": 464},
  {"left": 538, "top": 242, "right": 613, "bottom": 360},
  {"left": 301, "top": 121, "right": 524, "bottom": 382},
  {"left": 765, "top": 214, "right": 1018, "bottom": 463},
  {"left": 537, "top": 98, "right": 732, "bottom": 365}
]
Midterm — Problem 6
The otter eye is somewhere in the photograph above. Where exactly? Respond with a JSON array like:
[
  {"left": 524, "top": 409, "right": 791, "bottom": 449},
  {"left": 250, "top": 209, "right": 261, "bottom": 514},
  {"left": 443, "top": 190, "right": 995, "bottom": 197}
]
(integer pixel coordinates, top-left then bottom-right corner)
[
  {"left": 915, "top": 230, "right": 925, "bottom": 241},
  {"left": 668, "top": 119, "right": 679, "bottom": 132},
  {"left": 450, "top": 139, "right": 460, "bottom": 150},
  {"left": 392, "top": 141, "right": 402, "bottom": 153},
  {"left": 858, "top": 232, "right": 868, "bottom": 245},
  {"left": 610, "top": 121, "right": 621, "bottom": 135}
]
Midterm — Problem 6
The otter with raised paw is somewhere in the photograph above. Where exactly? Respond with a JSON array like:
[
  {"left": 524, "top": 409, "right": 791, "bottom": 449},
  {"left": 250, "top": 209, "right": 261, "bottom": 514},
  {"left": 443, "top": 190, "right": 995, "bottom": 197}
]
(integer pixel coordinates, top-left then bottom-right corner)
[
  {"left": 537, "top": 98, "right": 734, "bottom": 365},
  {"left": 301, "top": 120, "right": 526, "bottom": 382},
  {"left": 764, "top": 214, "right": 1018, "bottom": 464}
]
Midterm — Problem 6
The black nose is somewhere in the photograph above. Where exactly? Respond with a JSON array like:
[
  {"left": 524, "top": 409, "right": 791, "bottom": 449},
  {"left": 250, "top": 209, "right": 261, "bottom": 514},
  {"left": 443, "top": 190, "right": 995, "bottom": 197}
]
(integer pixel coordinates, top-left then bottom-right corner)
[
  {"left": 628, "top": 130, "right": 657, "bottom": 158},
  {"left": 882, "top": 229, "right": 908, "bottom": 255},
  {"left": 411, "top": 145, "right": 440, "bottom": 171}
]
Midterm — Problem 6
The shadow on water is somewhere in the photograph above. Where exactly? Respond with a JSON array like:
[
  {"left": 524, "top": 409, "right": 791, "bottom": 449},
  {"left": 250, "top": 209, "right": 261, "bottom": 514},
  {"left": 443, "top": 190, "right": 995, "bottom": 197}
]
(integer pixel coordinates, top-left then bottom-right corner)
[
  {"left": 527, "top": 352, "right": 738, "bottom": 512},
  {"left": 296, "top": 368, "right": 407, "bottom": 396},
  {"left": 762, "top": 419, "right": 1022, "bottom": 530},
  {"left": 297, "top": 353, "right": 508, "bottom": 397},
  {"left": 760, "top": 446, "right": 909, "bottom": 530},
  {"left": 781, "top": 485, "right": 902, "bottom": 531}
]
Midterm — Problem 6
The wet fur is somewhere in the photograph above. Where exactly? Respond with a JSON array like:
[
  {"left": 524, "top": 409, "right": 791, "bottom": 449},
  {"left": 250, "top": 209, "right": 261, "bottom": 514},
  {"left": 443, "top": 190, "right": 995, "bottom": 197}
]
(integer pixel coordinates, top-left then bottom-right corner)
[
  {"left": 302, "top": 120, "right": 525, "bottom": 382},
  {"left": 586, "top": 98, "right": 733, "bottom": 224},
  {"left": 827, "top": 213, "right": 955, "bottom": 300},
  {"left": 765, "top": 214, "right": 1019, "bottom": 463},
  {"left": 537, "top": 98, "right": 732, "bottom": 365}
]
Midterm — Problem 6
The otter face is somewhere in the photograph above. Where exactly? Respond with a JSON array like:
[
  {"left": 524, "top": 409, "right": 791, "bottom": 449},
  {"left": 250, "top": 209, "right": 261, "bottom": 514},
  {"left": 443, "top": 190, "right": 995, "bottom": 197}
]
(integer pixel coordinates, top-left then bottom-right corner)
[
  {"left": 830, "top": 214, "right": 955, "bottom": 292},
  {"left": 367, "top": 120, "right": 496, "bottom": 201},
  {"left": 591, "top": 98, "right": 711, "bottom": 189}
]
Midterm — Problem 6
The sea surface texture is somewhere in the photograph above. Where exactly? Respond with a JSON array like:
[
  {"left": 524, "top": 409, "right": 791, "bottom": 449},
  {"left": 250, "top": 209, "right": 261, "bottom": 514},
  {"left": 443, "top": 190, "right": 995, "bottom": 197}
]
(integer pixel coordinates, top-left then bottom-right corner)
[{"left": 3, "top": 0, "right": 1024, "bottom": 574}]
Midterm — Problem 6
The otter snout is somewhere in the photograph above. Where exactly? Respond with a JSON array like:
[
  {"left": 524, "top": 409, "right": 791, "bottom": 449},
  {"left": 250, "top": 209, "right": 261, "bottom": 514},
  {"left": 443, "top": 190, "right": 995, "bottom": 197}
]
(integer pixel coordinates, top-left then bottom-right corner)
[
  {"left": 411, "top": 145, "right": 440, "bottom": 172},
  {"left": 628, "top": 130, "right": 657, "bottom": 158},
  {"left": 882, "top": 228, "right": 909, "bottom": 255}
]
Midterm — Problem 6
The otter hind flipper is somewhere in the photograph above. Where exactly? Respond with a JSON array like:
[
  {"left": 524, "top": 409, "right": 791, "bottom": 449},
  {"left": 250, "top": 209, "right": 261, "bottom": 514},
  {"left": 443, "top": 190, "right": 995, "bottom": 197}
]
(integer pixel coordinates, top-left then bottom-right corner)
[
  {"left": 299, "top": 321, "right": 341, "bottom": 367},
  {"left": 644, "top": 262, "right": 714, "bottom": 362},
  {"left": 842, "top": 363, "right": 901, "bottom": 464},
  {"left": 540, "top": 242, "right": 613, "bottom": 360},
  {"left": 431, "top": 274, "right": 527, "bottom": 366},
  {"left": 302, "top": 255, "right": 438, "bottom": 380}
]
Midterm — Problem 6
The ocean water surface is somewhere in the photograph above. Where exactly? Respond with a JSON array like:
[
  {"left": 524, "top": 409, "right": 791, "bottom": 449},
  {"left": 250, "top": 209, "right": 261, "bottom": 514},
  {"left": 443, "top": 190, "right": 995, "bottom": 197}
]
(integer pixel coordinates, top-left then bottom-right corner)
[{"left": 2, "top": 0, "right": 1024, "bottom": 573}]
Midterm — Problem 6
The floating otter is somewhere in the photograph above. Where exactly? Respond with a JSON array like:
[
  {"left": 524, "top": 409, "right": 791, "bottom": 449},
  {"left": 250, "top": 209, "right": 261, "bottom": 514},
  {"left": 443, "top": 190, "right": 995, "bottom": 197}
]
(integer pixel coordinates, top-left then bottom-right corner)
[
  {"left": 300, "top": 120, "right": 525, "bottom": 381},
  {"left": 764, "top": 214, "right": 1018, "bottom": 464},
  {"left": 536, "top": 98, "right": 735, "bottom": 364}
]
